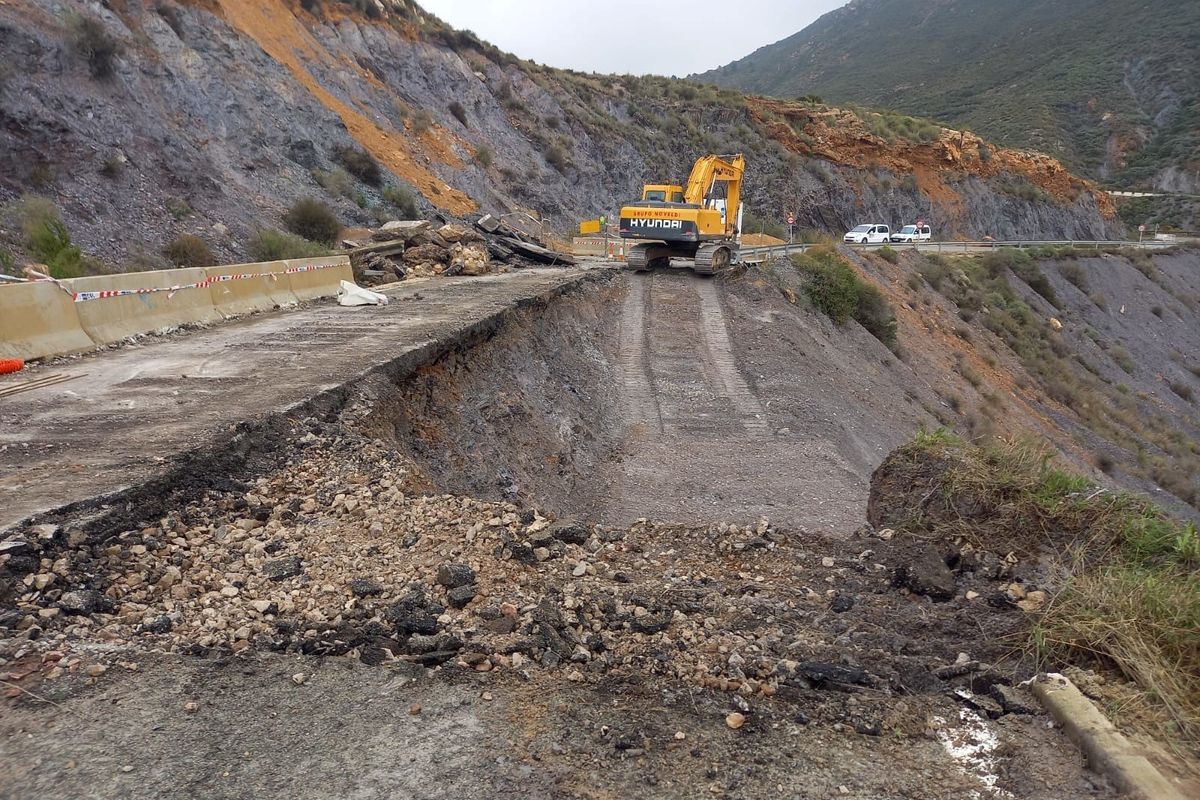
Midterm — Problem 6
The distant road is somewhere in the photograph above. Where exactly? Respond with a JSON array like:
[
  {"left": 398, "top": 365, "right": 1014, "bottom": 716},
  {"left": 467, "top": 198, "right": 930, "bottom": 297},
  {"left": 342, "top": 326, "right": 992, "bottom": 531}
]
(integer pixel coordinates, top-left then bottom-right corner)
[{"left": 739, "top": 238, "right": 1183, "bottom": 262}]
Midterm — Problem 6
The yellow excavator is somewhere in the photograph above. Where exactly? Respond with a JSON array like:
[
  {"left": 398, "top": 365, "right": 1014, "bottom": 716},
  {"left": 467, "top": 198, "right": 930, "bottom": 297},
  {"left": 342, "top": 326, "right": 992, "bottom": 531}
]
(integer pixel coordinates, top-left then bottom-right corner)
[{"left": 618, "top": 154, "right": 745, "bottom": 274}]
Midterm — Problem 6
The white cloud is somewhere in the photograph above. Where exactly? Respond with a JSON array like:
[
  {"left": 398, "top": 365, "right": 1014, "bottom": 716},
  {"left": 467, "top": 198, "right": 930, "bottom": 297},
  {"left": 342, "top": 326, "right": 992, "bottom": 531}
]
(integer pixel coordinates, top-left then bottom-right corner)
[{"left": 418, "top": 0, "right": 844, "bottom": 76}]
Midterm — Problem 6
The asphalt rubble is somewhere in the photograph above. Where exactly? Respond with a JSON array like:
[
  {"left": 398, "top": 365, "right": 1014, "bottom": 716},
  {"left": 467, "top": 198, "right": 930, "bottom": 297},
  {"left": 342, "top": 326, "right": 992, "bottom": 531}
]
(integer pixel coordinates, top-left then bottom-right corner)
[{"left": 347, "top": 214, "right": 576, "bottom": 287}]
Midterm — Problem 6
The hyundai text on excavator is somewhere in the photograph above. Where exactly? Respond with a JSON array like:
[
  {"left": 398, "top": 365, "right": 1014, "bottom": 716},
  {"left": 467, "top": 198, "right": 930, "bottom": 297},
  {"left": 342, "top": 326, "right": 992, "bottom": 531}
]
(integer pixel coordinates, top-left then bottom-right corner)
[{"left": 618, "top": 154, "right": 745, "bottom": 274}]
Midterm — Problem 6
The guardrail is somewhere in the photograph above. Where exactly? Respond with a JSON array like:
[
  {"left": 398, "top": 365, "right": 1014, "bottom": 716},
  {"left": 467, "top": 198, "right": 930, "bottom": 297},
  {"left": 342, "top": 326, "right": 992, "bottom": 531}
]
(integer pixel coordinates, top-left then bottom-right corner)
[{"left": 738, "top": 239, "right": 1182, "bottom": 263}]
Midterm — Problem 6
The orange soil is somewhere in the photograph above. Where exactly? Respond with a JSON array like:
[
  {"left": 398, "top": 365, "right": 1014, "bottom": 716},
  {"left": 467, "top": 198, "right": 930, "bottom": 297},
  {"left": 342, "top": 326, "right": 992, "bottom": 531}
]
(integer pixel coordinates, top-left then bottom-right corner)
[
  {"left": 751, "top": 98, "right": 1116, "bottom": 224},
  {"left": 741, "top": 233, "right": 787, "bottom": 247},
  {"left": 213, "top": 0, "right": 476, "bottom": 215}
]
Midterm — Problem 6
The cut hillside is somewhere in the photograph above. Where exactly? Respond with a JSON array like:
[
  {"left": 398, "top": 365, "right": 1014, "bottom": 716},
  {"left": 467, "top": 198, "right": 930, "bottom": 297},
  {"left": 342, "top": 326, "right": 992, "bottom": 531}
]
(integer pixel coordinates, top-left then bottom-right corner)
[
  {"left": 0, "top": 0, "right": 1117, "bottom": 275},
  {"left": 698, "top": 0, "right": 1200, "bottom": 224},
  {"left": 736, "top": 242, "right": 1200, "bottom": 519}
]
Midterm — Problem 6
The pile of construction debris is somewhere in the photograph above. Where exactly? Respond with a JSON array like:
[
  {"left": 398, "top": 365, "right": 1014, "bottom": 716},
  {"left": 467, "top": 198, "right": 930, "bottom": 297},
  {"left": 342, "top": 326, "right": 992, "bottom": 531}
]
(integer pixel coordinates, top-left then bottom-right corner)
[
  {"left": 3, "top": 418, "right": 1047, "bottom": 726},
  {"left": 346, "top": 215, "right": 575, "bottom": 287}
]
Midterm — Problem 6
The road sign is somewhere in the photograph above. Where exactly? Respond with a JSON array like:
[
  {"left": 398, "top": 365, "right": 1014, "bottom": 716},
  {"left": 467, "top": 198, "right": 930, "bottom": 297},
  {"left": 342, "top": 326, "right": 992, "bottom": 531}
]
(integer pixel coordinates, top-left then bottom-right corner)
[
  {"left": 1138, "top": 224, "right": 1146, "bottom": 232},
  {"left": 916, "top": 218, "right": 925, "bottom": 228},
  {"left": 786, "top": 214, "right": 795, "bottom": 225}
]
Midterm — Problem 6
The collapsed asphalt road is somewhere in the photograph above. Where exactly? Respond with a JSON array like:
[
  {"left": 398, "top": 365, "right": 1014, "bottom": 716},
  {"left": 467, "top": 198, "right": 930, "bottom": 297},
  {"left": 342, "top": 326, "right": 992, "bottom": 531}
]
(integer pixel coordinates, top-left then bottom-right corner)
[{"left": 0, "top": 268, "right": 1115, "bottom": 798}]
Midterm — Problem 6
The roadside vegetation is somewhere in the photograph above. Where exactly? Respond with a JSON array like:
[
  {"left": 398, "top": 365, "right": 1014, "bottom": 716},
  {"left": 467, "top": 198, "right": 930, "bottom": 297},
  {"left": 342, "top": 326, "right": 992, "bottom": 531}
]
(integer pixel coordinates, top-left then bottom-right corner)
[
  {"left": 0, "top": 196, "right": 97, "bottom": 278},
  {"left": 853, "top": 109, "right": 942, "bottom": 144},
  {"left": 787, "top": 245, "right": 897, "bottom": 348},
  {"left": 246, "top": 229, "right": 330, "bottom": 261},
  {"left": 913, "top": 249, "right": 1200, "bottom": 511},
  {"left": 162, "top": 233, "right": 216, "bottom": 268},
  {"left": 893, "top": 430, "right": 1199, "bottom": 748}
]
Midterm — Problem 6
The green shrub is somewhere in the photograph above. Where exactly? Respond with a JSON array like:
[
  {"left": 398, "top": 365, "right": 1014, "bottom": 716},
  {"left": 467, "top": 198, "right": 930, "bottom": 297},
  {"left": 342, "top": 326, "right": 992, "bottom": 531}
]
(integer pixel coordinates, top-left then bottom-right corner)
[
  {"left": 66, "top": 13, "right": 122, "bottom": 79},
  {"left": 856, "top": 282, "right": 898, "bottom": 347},
  {"left": 5, "top": 196, "right": 87, "bottom": 278},
  {"left": 448, "top": 101, "right": 468, "bottom": 126},
  {"left": 100, "top": 155, "right": 123, "bottom": 179},
  {"left": 246, "top": 229, "right": 329, "bottom": 261},
  {"left": 791, "top": 246, "right": 897, "bottom": 347},
  {"left": 166, "top": 197, "right": 192, "bottom": 219},
  {"left": 333, "top": 145, "right": 382, "bottom": 186},
  {"left": 314, "top": 167, "right": 356, "bottom": 200},
  {"left": 998, "top": 179, "right": 1052, "bottom": 203},
  {"left": 1060, "top": 262, "right": 1088, "bottom": 291},
  {"left": 382, "top": 185, "right": 419, "bottom": 219},
  {"left": 877, "top": 245, "right": 899, "bottom": 265},
  {"left": 473, "top": 145, "right": 493, "bottom": 168},
  {"left": 162, "top": 234, "right": 215, "bottom": 268},
  {"left": 544, "top": 141, "right": 569, "bottom": 173},
  {"left": 917, "top": 253, "right": 953, "bottom": 288},
  {"left": 30, "top": 164, "right": 54, "bottom": 189},
  {"left": 1170, "top": 381, "right": 1195, "bottom": 402},
  {"left": 283, "top": 198, "right": 341, "bottom": 245},
  {"left": 411, "top": 109, "right": 433, "bottom": 134},
  {"left": 981, "top": 249, "right": 1059, "bottom": 307},
  {"left": 794, "top": 247, "right": 858, "bottom": 323},
  {"left": 1112, "top": 346, "right": 1134, "bottom": 374},
  {"left": 742, "top": 209, "right": 787, "bottom": 240}
]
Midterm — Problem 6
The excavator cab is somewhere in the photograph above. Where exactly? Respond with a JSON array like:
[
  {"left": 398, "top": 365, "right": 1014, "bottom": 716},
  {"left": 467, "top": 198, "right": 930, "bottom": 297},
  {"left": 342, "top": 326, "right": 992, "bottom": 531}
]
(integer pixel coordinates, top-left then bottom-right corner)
[
  {"left": 641, "top": 185, "right": 686, "bottom": 204},
  {"left": 619, "top": 154, "right": 745, "bottom": 274}
]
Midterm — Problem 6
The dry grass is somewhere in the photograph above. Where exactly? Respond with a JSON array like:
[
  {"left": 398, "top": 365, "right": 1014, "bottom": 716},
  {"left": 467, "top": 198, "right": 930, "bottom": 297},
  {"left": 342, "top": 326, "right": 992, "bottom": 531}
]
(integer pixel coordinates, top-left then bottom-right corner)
[{"left": 897, "top": 431, "right": 1200, "bottom": 749}]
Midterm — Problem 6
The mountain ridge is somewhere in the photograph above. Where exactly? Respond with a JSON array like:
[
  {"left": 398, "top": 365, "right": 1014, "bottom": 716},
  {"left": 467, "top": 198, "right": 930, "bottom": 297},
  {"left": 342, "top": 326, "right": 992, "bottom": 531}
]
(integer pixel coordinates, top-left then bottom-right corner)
[{"left": 696, "top": 0, "right": 1200, "bottom": 216}]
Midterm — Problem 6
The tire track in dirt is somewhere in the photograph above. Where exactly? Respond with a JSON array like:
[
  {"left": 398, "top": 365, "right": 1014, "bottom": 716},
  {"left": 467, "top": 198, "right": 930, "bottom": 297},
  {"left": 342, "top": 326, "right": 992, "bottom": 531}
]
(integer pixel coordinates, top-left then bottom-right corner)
[
  {"left": 616, "top": 274, "right": 663, "bottom": 436},
  {"left": 604, "top": 269, "right": 867, "bottom": 530},
  {"left": 694, "top": 278, "right": 769, "bottom": 437}
]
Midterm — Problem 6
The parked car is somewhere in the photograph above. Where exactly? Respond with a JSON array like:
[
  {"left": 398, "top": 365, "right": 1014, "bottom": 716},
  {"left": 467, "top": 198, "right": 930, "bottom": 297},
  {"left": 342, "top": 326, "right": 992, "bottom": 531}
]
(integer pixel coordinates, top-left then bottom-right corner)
[
  {"left": 890, "top": 224, "right": 932, "bottom": 243},
  {"left": 843, "top": 224, "right": 890, "bottom": 244}
]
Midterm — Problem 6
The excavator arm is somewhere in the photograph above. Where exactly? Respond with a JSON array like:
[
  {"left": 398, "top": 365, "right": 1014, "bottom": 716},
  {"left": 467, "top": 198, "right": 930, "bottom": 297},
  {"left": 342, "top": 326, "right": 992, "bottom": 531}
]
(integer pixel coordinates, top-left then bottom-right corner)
[{"left": 683, "top": 154, "right": 745, "bottom": 236}]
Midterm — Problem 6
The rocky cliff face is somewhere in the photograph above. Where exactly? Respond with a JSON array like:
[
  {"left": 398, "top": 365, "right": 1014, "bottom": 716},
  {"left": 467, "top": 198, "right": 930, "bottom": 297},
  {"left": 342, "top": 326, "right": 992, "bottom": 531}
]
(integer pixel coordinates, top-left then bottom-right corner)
[{"left": 0, "top": 0, "right": 1120, "bottom": 269}]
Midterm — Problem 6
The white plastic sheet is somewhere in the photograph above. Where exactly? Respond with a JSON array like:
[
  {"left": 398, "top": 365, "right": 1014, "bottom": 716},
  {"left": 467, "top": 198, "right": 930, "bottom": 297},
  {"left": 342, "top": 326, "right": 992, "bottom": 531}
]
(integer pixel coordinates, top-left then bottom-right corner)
[{"left": 337, "top": 280, "right": 389, "bottom": 307}]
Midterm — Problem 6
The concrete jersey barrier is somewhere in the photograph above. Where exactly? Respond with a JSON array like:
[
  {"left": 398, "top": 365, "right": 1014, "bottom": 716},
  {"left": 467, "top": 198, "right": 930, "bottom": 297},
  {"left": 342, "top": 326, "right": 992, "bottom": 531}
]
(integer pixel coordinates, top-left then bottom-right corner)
[
  {"left": 285, "top": 255, "right": 353, "bottom": 302},
  {"left": 64, "top": 267, "right": 221, "bottom": 347},
  {"left": 0, "top": 281, "right": 94, "bottom": 361},
  {"left": 3, "top": 256, "right": 355, "bottom": 362},
  {"left": 206, "top": 261, "right": 298, "bottom": 317}
]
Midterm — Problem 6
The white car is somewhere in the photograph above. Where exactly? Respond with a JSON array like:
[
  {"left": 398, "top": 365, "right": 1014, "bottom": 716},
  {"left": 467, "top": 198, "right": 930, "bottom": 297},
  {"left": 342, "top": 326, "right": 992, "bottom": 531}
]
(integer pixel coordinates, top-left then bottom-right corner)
[
  {"left": 891, "top": 224, "right": 932, "bottom": 243},
  {"left": 843, "top": 224, "right": 890, "bottom": 244}
]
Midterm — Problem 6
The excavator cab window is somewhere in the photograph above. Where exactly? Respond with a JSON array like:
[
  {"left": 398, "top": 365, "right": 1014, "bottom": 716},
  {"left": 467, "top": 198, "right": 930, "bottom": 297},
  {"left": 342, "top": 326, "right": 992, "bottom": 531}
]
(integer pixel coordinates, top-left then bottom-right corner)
[
  {"left": 671, "top": 191, "right": 684, "bottom": 203},
  {"left": 644, "top": 190, "right": 666, "bottom": 202}
]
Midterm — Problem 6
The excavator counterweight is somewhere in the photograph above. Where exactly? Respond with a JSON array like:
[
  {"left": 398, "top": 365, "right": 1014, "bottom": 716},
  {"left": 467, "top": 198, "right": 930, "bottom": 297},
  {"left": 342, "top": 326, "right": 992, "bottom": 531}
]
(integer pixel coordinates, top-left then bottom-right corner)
[{"left": 618, "top": 154, "right": 745, "bottom": 274}]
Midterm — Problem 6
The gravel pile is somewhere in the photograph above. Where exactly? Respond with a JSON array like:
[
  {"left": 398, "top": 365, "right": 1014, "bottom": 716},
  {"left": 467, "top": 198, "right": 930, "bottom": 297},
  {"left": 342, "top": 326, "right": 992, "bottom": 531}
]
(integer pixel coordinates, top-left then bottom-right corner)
[{"left": 3, "top": 425, "right": 1048, "bottom": 726}]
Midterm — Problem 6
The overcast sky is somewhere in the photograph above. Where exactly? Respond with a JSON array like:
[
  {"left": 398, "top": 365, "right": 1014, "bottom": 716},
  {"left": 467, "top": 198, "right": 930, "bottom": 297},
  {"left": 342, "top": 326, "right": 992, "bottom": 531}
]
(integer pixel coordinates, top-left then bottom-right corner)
[{"left": 419, "top": 0, "right": 845, "bottom": 76}]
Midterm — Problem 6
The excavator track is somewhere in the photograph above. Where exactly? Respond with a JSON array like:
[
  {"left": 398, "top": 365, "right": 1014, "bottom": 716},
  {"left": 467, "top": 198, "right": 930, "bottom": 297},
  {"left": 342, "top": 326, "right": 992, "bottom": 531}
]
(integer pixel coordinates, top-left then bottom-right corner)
[
  {"left": 693, "top": 243, "right": 734, "bottom": 275},
  {"left": 626, "top": 244, "right": 651, "bottom": 271}
]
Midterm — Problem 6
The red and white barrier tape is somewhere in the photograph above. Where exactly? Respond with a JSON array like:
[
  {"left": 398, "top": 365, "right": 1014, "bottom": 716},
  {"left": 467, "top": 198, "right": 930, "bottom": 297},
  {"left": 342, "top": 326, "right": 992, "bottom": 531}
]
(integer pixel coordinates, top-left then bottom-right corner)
[{"left": 66, "top": 261, "right": 345, "bottom": 303}]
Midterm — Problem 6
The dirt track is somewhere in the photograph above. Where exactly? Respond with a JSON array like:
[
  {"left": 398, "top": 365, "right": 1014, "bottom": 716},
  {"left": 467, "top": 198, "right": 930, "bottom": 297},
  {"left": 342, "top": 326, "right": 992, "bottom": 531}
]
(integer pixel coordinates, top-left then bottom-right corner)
[{"left": 603, "top": 270, "right": 870, "bottom": 530}]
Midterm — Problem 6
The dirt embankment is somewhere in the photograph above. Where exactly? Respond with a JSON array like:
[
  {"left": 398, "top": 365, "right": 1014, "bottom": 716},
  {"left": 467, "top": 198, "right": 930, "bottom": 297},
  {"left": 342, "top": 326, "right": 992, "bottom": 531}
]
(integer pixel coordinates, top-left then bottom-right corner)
[{"left": 347, "top": 276, "right": 627, "bottom": 520}]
